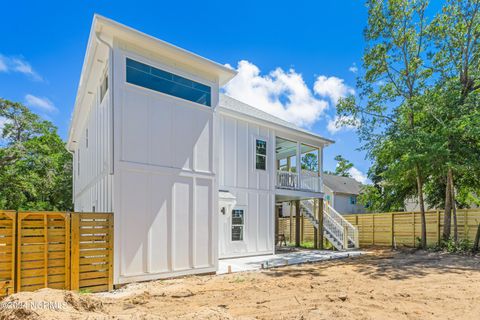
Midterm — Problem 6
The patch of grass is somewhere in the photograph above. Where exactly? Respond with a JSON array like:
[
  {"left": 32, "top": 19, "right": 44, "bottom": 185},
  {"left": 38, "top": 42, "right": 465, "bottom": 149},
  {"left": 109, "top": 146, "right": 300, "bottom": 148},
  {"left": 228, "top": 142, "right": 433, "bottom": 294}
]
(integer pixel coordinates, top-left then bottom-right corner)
[
  {"left": 230, "top": 276, "right": 246, "bottom": 283},
  {"left": 78, "top": 288, "right": 92, "bottom": 295}
]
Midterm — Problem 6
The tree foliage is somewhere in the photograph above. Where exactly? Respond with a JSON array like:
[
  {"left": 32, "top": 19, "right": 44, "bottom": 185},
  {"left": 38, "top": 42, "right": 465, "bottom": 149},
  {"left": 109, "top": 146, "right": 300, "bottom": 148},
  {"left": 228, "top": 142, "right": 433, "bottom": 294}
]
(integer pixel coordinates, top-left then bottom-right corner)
[
  {"left": 337, "top": 0, "right": 480, "bottom": 247},
  {"left": 0, "top": 99, "right": 72, "bottom": 210}
]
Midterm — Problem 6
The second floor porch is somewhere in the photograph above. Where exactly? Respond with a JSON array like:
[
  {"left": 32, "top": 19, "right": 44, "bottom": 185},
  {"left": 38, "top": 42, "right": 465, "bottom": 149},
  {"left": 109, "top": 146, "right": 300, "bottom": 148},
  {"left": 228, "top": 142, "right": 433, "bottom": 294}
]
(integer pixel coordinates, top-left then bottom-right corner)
[{"left": 275, "top": 137, "right": 323, "bottom": 193}]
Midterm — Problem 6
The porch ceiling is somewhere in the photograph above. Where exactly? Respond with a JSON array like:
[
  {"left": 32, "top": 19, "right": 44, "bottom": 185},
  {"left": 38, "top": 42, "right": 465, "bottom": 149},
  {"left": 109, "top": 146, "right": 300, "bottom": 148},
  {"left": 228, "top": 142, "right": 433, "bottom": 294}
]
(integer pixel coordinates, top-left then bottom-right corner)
[{"left": 275, "top": 189, "right": 324, "bottom": 202}]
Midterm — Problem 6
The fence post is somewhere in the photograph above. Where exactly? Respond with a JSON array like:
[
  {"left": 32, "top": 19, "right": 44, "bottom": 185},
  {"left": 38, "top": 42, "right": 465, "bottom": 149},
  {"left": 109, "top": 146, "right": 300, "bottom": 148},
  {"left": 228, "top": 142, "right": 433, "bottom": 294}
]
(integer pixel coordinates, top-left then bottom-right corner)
[
  {"left": 412, "top": 212, "right": 415, "bottom": 247},
  {"left": 372, "top": 215, "right": 375, "bottom": 245},
  {"left": 70, "top": 213, "right": 80, "bottom": 291},
  {"left": 108, "top": 213, "right": 114, "bottom": 291},
  {"left": 15, "top": 213, "right": 23, "bottom": 293},
  {"left": 64, "top": 213, "right": 71, "bottom": 290},
  {"left": 437, "top": 209, "right": 441, "bottom": 245},
  {"left": 391, "top": 213, "right": 394, "bottom": 247}
]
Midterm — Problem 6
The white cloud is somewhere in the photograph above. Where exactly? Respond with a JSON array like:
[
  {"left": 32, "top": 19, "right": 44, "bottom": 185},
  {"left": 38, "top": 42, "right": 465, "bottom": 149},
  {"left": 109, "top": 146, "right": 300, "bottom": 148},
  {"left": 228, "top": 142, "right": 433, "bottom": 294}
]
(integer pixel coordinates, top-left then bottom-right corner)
[
  {"left": 313, "top": 76, "right": 355, "bottom": 105},
  {"left": 25, "top": 94, "right": 57, "bottom": 113},
  {"left": 348, "top": 63, "right": 358, "bottom": 74},
  {"left": 0, "top": 54, "right": 42, "bottom": 81},
  {"left": 327, "top": 115, "right": 360, "bottom": 134},
  {"left": 348, "top": 167, "right": 369, "bottom": 184},
  {"left": 223, "top": 60, "right": 329, "bottom": 128},
  {"left": 0, "top": 56, "right": 7, "bottom": 72}
]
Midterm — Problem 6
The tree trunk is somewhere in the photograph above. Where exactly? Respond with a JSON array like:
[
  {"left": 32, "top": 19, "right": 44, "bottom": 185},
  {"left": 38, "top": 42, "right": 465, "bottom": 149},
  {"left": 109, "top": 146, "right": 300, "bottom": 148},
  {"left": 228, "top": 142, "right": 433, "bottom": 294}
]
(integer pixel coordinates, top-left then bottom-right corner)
[
  {"left": 450, "top": 170, "right": 458, "bottom": 243},
  {"left": 473, "top": 223, "right": 480, "bottom": 253},
  {"left": 443, "top": 168, "right": 453, "bottom": 240},
  {"left": 415, "top": 164, "right": 427, "bottom": 249}
]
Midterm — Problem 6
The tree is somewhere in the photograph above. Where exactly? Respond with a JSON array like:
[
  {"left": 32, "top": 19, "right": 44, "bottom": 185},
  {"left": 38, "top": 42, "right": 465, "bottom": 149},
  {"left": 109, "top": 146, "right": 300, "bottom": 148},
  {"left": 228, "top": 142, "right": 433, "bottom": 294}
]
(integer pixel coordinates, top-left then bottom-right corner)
[
  {"left": 301, "top": 153, "right": 318, "bottom": 172},
  {"left": 333, "top": 155, "right": 354, "bottom": 177},
  {"left": 0, "top": 99, "right": 72, "bottom": 210},
  {"left": 338, "top": 0, "right": 432, "bottom": 248},
  {"left": 428, "top": 0, "right": 480, "bottom": 240}
]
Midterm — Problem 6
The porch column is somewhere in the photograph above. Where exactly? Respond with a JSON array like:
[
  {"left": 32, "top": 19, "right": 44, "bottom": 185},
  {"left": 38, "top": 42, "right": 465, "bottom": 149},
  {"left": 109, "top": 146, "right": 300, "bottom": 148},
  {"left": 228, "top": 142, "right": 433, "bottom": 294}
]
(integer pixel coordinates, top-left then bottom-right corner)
[
  {"left": 317, "top": 198, "right": 324, "bottom": 249},
  {"left": 295, "top": 200, "right": 301, "bottom": 247},
  {"left": 313, "top": 199, "right": 318, "bottom": 249},
  {"left": 296, "top": 142, "right": 301, "bottom": 188}
]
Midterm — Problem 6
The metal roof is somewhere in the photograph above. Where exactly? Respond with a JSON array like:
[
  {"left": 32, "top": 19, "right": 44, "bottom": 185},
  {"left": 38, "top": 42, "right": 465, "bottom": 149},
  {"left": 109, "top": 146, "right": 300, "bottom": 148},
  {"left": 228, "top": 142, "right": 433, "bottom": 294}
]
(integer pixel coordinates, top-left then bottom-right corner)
[{"left": 218, "top": 94, "right": 334, "bottom": 145}]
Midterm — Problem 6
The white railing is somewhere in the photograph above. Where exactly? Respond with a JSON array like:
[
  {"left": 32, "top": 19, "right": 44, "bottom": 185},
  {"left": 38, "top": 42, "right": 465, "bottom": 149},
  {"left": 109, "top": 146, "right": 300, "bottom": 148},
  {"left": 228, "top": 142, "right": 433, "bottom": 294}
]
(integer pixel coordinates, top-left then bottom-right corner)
[
  {"left": 323, "top": 203, "right": 359, "bottom": 249},
  {"left": 276, "top": 171, "right": 299, "bottom": 190},
  {"left": 276, "top": 170, "right": 322, "bottom": 192},
  {"left": 301, "top": 200, "right": 359, "bottom": 249},
  {"left": 300, "top": 170, "right": 322, "bottom": 192}
]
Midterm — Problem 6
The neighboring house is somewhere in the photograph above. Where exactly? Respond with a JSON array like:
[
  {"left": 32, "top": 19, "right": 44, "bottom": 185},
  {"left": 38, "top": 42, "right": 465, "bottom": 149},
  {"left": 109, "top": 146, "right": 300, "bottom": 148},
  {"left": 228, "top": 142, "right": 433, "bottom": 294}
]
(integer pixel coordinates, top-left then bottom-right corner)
[
  {"left": 323, "top": 174, "right": 365, "bottom": 214},
  {"left": 67, "top": 15, "right": 333, "bottom": 285}
]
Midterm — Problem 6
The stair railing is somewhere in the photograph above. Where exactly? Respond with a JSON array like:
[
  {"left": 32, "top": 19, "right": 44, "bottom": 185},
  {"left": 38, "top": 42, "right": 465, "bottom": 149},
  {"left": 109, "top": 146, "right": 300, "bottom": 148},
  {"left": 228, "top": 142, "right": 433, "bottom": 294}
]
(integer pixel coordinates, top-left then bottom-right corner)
[{"left": 323, "top": 203, "right": 359, "bottom": 249}]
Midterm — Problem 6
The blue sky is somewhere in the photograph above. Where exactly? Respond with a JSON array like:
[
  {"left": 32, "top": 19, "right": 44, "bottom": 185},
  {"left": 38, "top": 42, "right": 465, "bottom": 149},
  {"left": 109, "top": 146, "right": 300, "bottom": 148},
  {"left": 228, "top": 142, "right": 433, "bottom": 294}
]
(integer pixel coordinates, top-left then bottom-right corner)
[{"left": 0, "top": 0, "right": 370, "bottom": 181}]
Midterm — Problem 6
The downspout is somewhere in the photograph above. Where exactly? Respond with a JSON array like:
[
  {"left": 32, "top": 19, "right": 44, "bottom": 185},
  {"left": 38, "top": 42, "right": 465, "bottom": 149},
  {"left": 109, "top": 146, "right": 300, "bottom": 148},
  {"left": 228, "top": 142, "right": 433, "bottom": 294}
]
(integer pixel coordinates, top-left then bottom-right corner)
[
  {"left": 67, "top": 149, "right": 75, "bottom": 210},
  {"left": 94, "top": 31, "right": 114, "bottom": 176}
]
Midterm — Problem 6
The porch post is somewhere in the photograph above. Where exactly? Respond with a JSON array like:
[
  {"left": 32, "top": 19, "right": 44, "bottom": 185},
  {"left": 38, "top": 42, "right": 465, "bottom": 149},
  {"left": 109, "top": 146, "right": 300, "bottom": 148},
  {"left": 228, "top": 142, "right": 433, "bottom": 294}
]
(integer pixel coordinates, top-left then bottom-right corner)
[
  {"left": 296, "top": 142, "right": 301, "bottom": 189},
  {"left": 317, "top": 198, "right": 324, "bottom": 249},
  {"left": 295, "top": 200, "right": 301, "bottom": 247},
  {"left": 313, "top": 199, "right": 318, "bottom": 249},
  {"left": 289, "top": 201, "right": 293, "bottom": 243}
]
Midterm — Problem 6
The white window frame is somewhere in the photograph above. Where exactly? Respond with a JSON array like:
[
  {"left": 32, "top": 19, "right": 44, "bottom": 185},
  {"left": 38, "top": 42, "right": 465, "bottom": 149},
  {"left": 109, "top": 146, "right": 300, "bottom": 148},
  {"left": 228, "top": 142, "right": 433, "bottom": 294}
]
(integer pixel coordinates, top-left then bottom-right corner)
[
  {"left": 254, "top": 137, "right": 267, "bottom": 171},
  {"left": 231, "top": 208, "right": 246, "bottom": 242}
]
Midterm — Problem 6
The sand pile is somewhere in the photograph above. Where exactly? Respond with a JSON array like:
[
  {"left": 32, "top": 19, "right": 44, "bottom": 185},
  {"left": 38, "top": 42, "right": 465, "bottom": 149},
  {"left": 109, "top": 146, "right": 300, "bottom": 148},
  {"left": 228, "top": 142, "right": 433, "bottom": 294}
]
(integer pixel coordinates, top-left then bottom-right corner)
[{"left": 0, "top": 288, "right": 104, "bottom": 319}]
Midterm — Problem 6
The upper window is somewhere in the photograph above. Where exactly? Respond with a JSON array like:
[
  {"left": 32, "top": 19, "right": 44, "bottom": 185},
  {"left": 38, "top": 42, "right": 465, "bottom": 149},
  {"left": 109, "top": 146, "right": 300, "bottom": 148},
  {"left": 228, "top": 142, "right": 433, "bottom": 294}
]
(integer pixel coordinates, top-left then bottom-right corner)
[
  {"left": 231, "top": 209, "right": 244, "bottom": 241},
  {"left": 126, "top": 58, "right": 211, "bottom": 107},
  {"left": 255, "top": 139, "right": 267, "bottom": 170},
  {"left": 349, "top": 196, "right": 357, "bottom": 205}
]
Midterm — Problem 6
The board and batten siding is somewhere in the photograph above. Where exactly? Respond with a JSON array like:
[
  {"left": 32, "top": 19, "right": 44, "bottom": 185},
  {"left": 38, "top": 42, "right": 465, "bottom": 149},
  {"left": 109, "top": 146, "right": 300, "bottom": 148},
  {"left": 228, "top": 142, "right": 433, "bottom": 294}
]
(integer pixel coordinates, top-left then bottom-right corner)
[
  {"left": 217, "top": 112, "right": 275, "bottom": 258},
  {"left": 112, "top": 46, "right": 218, "bottom": 284},
  {"left": 73, "top": 69, "right": 113, "bottom": 214}
]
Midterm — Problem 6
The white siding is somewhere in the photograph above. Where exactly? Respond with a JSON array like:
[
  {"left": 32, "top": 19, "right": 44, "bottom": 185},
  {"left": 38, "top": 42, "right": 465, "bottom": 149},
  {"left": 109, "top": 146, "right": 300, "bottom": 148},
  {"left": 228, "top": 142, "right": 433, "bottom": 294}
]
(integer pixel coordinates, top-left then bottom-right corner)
[
  {"left": 218, "top": 113, "right": 275, "bottom": 258},
  {"left": 112, "top": 47, "right": 218, "bottom": 284},
  {"left": 73, "top": 71, "right": 113, "bottom": 213}
]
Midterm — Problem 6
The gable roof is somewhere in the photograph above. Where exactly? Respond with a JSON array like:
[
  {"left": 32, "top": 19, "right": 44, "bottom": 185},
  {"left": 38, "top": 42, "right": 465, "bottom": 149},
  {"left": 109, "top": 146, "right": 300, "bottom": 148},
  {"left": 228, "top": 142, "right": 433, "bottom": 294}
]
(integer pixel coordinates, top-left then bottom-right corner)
[
  {"left": 218, "top": 94, "right": 334, "bottom": 145},
  {"left": 323, "top": 174, "right": 363, "bottom": 195}
]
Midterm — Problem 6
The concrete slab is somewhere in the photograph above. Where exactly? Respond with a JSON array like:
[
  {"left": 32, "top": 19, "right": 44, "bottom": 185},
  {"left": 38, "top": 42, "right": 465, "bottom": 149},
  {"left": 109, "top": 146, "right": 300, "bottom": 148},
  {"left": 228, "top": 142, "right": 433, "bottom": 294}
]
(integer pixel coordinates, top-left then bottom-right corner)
[{"left": 217, "top": 249, "right": 363, "bottom": 274}]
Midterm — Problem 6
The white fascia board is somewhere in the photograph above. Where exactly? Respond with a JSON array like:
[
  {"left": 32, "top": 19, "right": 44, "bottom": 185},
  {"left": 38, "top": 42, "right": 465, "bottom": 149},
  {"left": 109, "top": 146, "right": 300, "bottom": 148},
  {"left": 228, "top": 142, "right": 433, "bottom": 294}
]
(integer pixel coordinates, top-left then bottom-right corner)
[
  {"left": 217, "top": 106, "right": 334, "bottom": 148},
  {"left": 94, "top": 14, "right": 236, "bottom": 85}
]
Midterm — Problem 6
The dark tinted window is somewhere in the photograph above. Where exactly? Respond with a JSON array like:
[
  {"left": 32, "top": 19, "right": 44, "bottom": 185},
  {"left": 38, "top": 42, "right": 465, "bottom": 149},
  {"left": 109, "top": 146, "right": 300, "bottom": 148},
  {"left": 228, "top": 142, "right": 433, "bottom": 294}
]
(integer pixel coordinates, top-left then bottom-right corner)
[
  {"left": 255, "top": 139, "right": 267, "bottom": 170},
  {"left": 126, "top": 58, "right": 211, "bottom": 107}
]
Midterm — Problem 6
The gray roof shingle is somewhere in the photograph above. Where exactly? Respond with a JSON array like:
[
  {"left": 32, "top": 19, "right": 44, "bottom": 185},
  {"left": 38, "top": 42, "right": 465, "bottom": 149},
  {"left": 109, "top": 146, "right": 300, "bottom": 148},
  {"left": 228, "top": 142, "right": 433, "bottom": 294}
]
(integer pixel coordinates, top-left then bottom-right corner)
[
  {"left": 323, "top": 174, "right": 363, "bottom": 195},
  {"left": 218, "top": 94, "right": 334, "bottom": 144}
]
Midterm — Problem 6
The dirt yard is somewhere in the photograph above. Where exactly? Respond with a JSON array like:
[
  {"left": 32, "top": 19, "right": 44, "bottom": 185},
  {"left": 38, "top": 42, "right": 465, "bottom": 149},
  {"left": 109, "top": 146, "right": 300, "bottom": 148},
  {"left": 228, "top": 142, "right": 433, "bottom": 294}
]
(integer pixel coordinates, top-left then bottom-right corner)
[{"left": 1, "top": 248, "right": 479, "bottom": 319}]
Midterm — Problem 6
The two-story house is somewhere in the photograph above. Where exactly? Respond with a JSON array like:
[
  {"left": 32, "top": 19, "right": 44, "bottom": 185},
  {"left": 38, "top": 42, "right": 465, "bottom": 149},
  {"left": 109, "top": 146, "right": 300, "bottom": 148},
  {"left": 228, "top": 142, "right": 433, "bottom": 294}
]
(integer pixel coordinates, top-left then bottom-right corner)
[{"left": 67, "top": 15, "right": 355, "bottom": 286}]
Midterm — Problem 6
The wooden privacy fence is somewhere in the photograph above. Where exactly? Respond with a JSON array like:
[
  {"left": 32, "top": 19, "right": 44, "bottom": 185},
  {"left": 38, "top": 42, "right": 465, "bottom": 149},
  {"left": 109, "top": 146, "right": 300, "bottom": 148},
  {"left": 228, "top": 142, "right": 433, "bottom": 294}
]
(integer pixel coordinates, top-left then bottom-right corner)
[
  {"left": 0, "top": 210, "right": 113, "bottom": 298},
  {"left": 278, "top": 217, "right": 316, "bottom": 243},
  {"left": 344, "top": 209, "right": 480, "bottom": 247}
]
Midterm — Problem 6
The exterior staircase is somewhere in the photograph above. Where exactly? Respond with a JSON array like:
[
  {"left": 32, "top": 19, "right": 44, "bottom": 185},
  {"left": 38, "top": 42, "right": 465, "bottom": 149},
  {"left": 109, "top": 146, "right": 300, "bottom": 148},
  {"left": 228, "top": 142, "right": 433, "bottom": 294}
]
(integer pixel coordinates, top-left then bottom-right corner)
[{"left": 301, "top": 200, "right": 359, "bottom": 250}]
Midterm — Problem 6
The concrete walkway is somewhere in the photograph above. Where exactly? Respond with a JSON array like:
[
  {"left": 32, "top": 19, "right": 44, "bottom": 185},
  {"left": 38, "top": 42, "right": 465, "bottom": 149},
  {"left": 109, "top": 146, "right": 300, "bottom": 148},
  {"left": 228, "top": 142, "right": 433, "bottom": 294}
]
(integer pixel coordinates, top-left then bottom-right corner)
[{"left": 217, "top": 249, "right": 363, "bottom": 274}]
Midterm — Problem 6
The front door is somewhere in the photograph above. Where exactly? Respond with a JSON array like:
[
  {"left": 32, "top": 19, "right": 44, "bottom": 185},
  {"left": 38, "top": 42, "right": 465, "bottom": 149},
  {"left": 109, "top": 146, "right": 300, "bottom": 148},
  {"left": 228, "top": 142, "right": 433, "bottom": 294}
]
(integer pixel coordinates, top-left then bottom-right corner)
[{"left": 218, "top": 203, "right": 247, "bottom": 258}]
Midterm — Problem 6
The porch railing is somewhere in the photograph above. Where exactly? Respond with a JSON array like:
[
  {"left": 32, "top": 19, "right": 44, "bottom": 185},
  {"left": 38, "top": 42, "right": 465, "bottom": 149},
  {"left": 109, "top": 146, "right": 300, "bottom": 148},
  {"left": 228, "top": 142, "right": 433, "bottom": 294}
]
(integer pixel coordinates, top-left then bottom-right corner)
[{"left": 276, "top": 170, "right": 322, "bottom": 192}]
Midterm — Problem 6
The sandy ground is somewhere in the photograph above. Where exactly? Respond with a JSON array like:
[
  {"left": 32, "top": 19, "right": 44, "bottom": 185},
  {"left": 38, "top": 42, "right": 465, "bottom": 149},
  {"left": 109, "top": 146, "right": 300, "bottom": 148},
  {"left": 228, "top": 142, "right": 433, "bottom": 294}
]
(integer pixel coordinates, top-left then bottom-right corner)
[{"left": 1, "top": 248, "right": 479, "bottom": 320}]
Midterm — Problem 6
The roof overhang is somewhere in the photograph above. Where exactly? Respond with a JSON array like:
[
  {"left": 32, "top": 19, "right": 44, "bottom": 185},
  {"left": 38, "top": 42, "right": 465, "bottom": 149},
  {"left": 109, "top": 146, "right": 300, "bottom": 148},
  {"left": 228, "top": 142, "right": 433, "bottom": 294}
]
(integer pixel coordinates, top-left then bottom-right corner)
[
  {"left": 217, "top": 105, "right": 335, "bottom": 147},
  {"left": 67, "top": 14, "right": 237, "bottom": 150}
]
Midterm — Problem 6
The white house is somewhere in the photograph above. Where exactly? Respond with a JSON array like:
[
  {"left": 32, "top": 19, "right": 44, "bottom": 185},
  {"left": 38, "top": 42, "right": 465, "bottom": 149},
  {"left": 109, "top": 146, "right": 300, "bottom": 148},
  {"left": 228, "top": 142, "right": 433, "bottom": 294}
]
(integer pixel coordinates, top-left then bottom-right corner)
[{"left": 67, "top": 15, "right": 357, "bottom": 286}]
